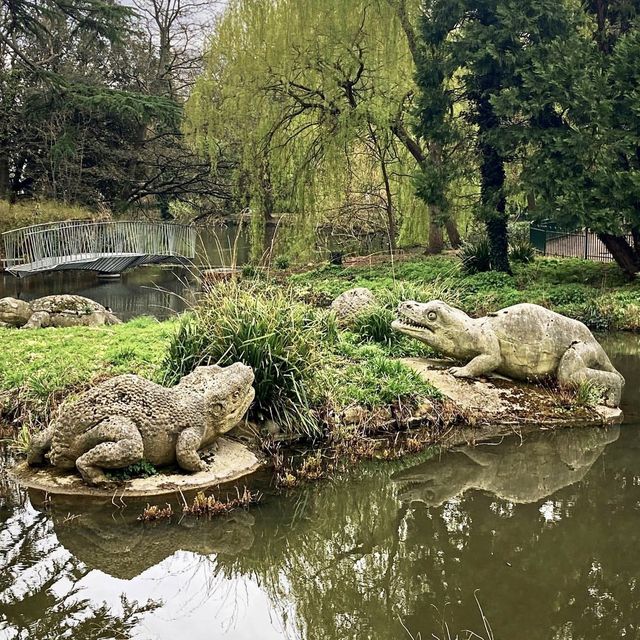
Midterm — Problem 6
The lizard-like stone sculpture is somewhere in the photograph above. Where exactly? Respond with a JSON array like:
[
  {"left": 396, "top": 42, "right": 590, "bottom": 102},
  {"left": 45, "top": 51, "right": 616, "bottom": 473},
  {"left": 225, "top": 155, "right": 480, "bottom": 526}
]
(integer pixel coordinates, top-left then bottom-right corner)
[
  {"left": 392, "top": 300, "right": 624, "bottom": 407},
  {"left": 0, "top": 294, "right": 121, "bottom": 329},
  {"left": 27, "top": 363, "right": 255, "bottom": 485}
]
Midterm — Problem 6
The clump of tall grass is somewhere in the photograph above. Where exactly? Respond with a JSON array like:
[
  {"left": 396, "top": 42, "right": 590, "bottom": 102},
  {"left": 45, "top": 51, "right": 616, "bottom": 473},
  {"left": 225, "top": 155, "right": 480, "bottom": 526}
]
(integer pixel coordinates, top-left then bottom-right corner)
[
  {"left": 351, "top": 307, "right": 397, "bottom": 345},
  {"left": 162, "top": 280, "right": 335, "bottom": 438},
  {"left": 348, "top": 276, "right": 460, "bottom": 351},
  {"left": 376, "top": 277, "right": 462, "bottom": 313}
]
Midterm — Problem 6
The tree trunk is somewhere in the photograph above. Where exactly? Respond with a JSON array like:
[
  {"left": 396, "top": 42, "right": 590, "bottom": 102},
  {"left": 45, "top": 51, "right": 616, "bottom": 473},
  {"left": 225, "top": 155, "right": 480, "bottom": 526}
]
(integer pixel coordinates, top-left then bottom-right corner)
[
  {"left": 379, "top": 155, "right": 397, "bottom": 251},
  {"left": 598, "top": 233, "right": 640, "bottom": 278},
  {"left": 478, "top": 91, "right": 511, "bottom": 273},
  {"left": 0, "top": 150, "right": 10, "bottom": 199},
  {"left": 444, "top": 218, "right": 462, "bottom": 248},
  {"left": 427, "top": 216, "right": 444, "bottom": 254}
]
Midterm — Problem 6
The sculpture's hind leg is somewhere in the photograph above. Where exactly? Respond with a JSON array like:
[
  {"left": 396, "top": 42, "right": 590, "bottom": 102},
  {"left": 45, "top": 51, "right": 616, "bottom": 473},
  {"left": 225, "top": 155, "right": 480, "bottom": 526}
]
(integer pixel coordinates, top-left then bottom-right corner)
[
  {"left": 27, "top": 425, "right": 54, "bottom": 466},
  {"left": 75, "top": 416, "right": 144, "bottom": 485},
  {"left": 557, "top": 341, "right": 624, "bottom": 408}
]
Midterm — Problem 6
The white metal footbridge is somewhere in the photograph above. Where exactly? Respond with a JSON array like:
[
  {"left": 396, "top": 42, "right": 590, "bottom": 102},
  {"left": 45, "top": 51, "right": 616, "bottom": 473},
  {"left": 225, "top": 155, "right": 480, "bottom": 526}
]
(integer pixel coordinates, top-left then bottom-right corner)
[{"left": 2, "top": 220, "right": 196, "bottom": 277}]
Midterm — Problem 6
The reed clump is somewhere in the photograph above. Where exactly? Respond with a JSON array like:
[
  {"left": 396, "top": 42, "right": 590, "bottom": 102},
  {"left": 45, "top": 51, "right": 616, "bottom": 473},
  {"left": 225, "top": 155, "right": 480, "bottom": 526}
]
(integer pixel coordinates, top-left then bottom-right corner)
[{"left": 183, "top": 487, "right": 261, "bottom": 517}]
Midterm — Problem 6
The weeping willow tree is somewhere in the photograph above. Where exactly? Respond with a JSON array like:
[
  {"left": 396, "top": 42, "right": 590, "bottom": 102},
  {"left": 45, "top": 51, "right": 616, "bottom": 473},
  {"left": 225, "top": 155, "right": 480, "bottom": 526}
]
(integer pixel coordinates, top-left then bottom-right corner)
[{"left": 185, "top": 0, "right": 462, "bottom": 261}]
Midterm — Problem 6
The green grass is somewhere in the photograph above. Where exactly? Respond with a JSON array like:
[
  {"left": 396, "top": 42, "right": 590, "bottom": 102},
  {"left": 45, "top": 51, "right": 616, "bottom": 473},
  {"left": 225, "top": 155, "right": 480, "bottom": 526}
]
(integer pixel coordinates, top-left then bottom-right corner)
[
  {"left": 161, "top": 279, "right": 440, "bottom": 440},
  {"left": 290, "top": 256, "right": 640, "bottom": 332},
  {"left": 0, "top": 316, "right": 175, "bottom": 405},
  {"left": 162, "top": 280, "right": 332, "bottom": 438},
  {"left": 320, "top": 335, "right": 441, "bottom": 409},
  {"left": 5, "top": 253, "right": 630, "bottom": 441}
]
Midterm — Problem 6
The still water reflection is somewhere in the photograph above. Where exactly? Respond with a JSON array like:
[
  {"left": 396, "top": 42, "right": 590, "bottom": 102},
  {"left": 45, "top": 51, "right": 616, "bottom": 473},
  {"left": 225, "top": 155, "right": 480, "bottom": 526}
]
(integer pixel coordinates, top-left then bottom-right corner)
[
  {"left": 0, "top": 340, "right": 639, "bottom": 639},
  {"left": 0, "top": 267, "right": 196, "bottom": 321},
  {"left": 0, "top": 226, "right": 250, "bottom": 321}
]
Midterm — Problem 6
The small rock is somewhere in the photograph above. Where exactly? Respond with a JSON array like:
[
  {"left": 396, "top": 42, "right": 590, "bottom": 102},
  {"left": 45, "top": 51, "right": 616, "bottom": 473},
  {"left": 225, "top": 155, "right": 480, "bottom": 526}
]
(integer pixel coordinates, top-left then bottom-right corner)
[
  {"left": 342, "top": 405, "right": 366, "bottom": 425},
  {"left": 330, "top": 288, "right": 377, "bottom": 327},
  {"left": 0, "top": 298, "right": 32, "bottom": 327},
  {"left": 264, "top": 419, "right": 281, "bottom": 436}
]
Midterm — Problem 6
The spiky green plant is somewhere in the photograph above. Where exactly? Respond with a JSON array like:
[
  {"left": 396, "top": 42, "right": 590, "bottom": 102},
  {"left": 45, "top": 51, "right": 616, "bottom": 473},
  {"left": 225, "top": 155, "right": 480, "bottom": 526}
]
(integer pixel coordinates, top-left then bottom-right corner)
[
  {"left": 351, "top": 307, "right": 396, "bottom": 345},
  {"left": 162, "top": 281, "right": 333, "bottom": 438},
  {"left": 459, "top": 237, "right": 492, "bottom": 274}
]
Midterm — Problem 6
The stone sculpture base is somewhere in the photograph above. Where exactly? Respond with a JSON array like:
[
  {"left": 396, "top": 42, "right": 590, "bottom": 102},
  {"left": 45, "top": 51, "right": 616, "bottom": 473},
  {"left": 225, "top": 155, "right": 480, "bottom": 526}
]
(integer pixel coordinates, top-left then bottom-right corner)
[
  {"left": 11, "top": 438, "right": 262, "bottom": 498},
  {"left": 403, "top": 358, "right": 623, "bottom": 433}
]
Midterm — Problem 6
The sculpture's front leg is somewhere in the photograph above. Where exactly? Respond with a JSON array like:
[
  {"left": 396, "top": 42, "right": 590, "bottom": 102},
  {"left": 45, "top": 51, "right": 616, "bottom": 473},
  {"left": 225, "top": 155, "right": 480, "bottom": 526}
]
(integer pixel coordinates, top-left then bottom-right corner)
[
  {"left": 27, "top": 424, "right": 55, "bottom": 466},
  {"left": 176, "top": 427, "right": 208, "bottom": 472},
  {"left": 74, "top": 416, "right": 144, "bottom": 485},
  {"left": 23, "top": 311, "right": 51, "bottom": 329},
  {"left": 449, "top": 353, "right": 502, "bottom": 378}
]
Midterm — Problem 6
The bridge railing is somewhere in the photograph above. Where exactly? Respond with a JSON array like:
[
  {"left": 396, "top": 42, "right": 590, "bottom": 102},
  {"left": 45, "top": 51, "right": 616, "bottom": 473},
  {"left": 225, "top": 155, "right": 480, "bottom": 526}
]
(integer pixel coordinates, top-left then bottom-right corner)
[{"left": 2, "top": 220, "right": 196, "bottom": 270}]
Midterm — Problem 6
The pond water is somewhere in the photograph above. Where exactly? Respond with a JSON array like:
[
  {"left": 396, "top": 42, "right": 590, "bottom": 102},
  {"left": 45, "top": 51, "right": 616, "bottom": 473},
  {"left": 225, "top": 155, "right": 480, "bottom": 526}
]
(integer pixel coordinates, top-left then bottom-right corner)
[
  {"left": 0, "top": 226, "right": 251, "bottom": 321},
  {"left": 1, "top": 337, "right": 639, "bottom": 639},
  {"left": 0, "top": 224, "right": 389, "bottom": 322}
]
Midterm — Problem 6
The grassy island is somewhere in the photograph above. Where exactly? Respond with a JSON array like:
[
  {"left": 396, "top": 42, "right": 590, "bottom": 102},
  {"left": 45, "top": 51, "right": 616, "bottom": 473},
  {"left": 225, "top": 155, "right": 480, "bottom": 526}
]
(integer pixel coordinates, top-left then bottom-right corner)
[{"left": 1, "top": 254, "right": 636, "bottom": 456}]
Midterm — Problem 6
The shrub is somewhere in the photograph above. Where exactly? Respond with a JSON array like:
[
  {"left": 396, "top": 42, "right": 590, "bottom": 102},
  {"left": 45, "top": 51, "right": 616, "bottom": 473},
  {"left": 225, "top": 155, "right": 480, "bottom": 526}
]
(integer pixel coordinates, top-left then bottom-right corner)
[
  {"left": 107, "top": 460, "right": 158, "bottom": 481},
  {"left": 544, "top": 284, "right": 593, "bottom": 306},
  {"left": 162, "top": 281, "right": 332, "bottom": 438},
  {"left": 509, "top": 237, "right": 535, "bottom": 263},
  {"left": 274, "top": 255, "right": 290, "bottom": 270},
  {"left": 459, "top": 237, "right": 492, "bottom": 274},
  {"left": 241, "top": 263, "right": 259, "bottom": 278}
]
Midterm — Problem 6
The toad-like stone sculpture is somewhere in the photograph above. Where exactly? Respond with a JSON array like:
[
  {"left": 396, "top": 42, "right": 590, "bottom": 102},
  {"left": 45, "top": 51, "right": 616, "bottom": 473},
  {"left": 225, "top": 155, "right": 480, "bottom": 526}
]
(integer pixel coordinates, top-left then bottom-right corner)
[
  {"left": 392, "top": 300, "right": 624, "bottom": 407},
  {"left": 0, "top": 294, "right": 120, "bottom": 328},
  {"left": 330, "top": 287, "right": 377, "bottom": 326},
  {"left": 27, "top": 363, "right": 255, "bottom": 485}
]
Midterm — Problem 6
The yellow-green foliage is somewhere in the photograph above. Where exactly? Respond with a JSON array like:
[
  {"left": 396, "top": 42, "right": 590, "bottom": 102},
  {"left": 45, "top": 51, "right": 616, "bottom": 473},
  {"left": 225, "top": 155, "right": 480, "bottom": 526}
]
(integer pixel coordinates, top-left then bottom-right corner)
[
  {"left": 0, "top": 200, "right": 95, "bottom": 237},
  {"left": 185, "top": 0, "right": 434, "bottom": 258},
  {"left": 0, "top": 317, "right": 174, "bottom": 402}
]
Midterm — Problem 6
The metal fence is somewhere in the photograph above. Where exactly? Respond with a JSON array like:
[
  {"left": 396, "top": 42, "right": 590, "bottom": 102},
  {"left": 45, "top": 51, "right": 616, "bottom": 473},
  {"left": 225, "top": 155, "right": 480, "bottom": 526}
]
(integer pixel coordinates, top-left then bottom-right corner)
[
  {"left": 530, "top": 226, "right": 631, "bottom": 263},
  {"left": 2, "top": 220, "right": 196, "bottom": 273}
]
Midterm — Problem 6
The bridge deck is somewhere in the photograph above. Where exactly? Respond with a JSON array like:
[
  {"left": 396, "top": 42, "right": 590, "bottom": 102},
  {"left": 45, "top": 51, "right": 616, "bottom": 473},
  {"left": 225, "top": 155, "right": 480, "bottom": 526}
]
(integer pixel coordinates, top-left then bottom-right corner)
[{"left": 3, "top": 220, "right": 196, "bottom": 277}]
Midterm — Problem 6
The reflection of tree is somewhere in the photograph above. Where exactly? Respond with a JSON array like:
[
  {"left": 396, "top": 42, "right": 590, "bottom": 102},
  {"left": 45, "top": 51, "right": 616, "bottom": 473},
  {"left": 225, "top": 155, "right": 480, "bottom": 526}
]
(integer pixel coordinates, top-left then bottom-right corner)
[
  {"left": 0, "top": 500, "right": 158, "bottom": 640},
  {"left": 215, "top": 426, "right": 637, "bottom": 640},
  {"left": 2, "top": 423, "right": 638, "bottom": 639}
]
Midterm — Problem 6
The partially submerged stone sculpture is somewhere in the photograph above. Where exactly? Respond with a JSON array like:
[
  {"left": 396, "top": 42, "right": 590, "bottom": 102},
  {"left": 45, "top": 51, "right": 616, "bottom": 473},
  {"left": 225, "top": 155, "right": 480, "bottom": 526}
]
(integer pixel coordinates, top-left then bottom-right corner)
[
  {"left": 392, "top": 300, "right": 624, "bottom": 407},
  {"left": 0, "top": 294, "right": 121, "bottom": 328},
  {"left": 330, "top": 287, "right": 377, "bottom": 326},
  {"left": 27, "top": 363, "right": 255, "bottom": 485}
]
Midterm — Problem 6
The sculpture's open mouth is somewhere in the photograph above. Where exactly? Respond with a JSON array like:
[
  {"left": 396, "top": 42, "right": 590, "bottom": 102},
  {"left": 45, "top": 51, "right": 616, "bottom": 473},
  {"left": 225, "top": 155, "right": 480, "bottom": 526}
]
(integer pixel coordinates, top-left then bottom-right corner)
[{"left": 392, "top": 315, "right": 431, "bottom": 332}]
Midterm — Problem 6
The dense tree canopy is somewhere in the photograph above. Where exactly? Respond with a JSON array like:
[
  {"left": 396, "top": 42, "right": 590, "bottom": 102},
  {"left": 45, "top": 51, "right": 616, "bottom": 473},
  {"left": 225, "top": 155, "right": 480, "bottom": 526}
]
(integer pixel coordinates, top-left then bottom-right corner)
[
  {"left": 186, "top": 0, "right": 463, "bottom": 259},
  {"left": 0, "top": 0, "right": 227, "bottom": 213},
  {"left": 0, "top": 0, "right": 638, "bottom": 272},
  {"left": 494, "top": 0, "right": 640, "bottom": 275}
]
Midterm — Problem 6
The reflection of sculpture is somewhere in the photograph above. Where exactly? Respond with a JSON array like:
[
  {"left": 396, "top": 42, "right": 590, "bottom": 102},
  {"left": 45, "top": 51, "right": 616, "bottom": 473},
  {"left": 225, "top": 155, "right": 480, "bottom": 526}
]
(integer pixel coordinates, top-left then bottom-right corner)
[
  {"left": 36, "top": 498, "right": 255, "bottom": 580},
  {"left": 27, "top": 364, "right": 255, "bottom": 485},
  {"left": 392, "top": 300, "right": 625, "bottom": 407},
  {"left": 392, "top": 426, "right": 619, "bottom": 507},
  {"left": 0, "top": 294, "right": 121, "bottom": 328}
]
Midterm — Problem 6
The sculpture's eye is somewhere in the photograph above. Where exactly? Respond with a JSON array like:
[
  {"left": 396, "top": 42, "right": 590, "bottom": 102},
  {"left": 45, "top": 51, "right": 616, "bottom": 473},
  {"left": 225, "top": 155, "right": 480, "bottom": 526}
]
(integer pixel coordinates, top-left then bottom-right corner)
[{"left": 427, "top": 311, "right": 437, "bottom": 321}]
